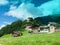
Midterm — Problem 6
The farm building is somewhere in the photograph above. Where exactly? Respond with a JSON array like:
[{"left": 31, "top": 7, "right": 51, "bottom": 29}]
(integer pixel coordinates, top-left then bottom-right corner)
[
  {"left": 26, "top": 22, "right": 60, "bottom": 34},
  {"left": 26, "top": 18, "right": 60, "bottom": 33}
]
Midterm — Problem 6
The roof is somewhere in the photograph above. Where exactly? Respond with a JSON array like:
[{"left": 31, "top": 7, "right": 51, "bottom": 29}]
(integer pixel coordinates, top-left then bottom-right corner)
[
  {"left": 49, "top": 22, "right": 57, "bottom": 24},
  {"left": 55, "top": 24, "right": 60, "bottom": 27},
  {"left": 30, "top": 25, "right": 40, "bottom": 29},
  {"left": 40, "top": 26, "right": 49, "bottom": 29},
  {"left": 26, "top": 22, "right": 32, "bottom": 26}
]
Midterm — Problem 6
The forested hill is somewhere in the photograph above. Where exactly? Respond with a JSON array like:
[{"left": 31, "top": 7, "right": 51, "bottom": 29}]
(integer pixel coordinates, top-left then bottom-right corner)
[
  {"left": 34, "top": 14, "right": 60, "bottom": 24},
  {"left": 0, "top": 14, "right": 60, "bottom": 37}
]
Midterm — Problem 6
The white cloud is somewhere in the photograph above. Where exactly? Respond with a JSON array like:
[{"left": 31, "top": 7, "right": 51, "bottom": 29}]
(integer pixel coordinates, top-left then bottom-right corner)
[
  {"left": 5, "top": 3, "right": 33, "bottom": 19},
  {"left": 0, "top": 22, "right": 12, "bottom": 29},
  {"left": 0, "top": 0, "right": 8, "bottom": 5},
  {"left": 5, "top": 2, "right": 43, "bottom": 19},
  {"left": 10, "top": 5, "right": 17, "bottom": 10},
  {"left": 0, "top": 25, "right": 6, "bottom": 29},
  {"left": 5, "top": 0, "right": 60, "bottom": 19}
]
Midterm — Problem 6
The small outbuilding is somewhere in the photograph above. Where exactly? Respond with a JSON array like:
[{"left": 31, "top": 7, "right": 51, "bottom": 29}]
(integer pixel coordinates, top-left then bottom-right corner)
[
  {"left": 29, "top": 25, "right": 40, "bottom": 33},
  {"left": 11, "top": 31, "right": 23, "bottom": 37}
]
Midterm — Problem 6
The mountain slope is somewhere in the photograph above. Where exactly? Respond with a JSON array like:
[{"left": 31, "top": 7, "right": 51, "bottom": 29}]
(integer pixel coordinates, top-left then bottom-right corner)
[{"left": 34, "top": 14, "right": 60, "bottom": 24}]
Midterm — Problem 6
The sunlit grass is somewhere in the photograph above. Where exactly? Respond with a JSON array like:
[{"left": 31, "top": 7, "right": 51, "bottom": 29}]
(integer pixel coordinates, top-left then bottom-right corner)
[{"left": 0, "top": 31, "right": 60, "bottom": 45}]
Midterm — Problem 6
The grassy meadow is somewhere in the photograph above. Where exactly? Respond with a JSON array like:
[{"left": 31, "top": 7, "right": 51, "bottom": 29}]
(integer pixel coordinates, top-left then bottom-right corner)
[{"left": 0, "top": 31, "right": 60, "bottom": 45}]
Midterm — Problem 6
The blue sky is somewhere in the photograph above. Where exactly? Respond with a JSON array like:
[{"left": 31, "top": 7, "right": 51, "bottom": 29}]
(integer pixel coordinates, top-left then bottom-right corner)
[{"left": 0, "top": 0, "right": 60, "bottom": 28}]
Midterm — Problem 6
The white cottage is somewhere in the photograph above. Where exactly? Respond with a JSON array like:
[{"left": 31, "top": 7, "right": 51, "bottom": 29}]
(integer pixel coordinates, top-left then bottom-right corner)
[{"left": 26, "top": 24, "right": 56, "bottom": 34}]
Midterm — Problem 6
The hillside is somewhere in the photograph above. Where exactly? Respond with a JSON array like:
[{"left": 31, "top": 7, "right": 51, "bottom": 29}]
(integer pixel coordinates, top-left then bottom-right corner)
[
  {"left": 0, "top": 14, "right": 60, "bottom": 37},
  {"left": 0, "top": 31, "right": 60, "bottom": 45},
  {"left": 0, "top": 14, "right": 60, "bottom": 45},
  {"left": 34, "top": 14, "right": 60, "bottom": 24}
]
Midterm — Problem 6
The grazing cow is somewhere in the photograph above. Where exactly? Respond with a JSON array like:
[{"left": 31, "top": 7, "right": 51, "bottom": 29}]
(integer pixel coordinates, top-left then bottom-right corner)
[{"left": 12, "top": 31, "right": 23, "bottom": 37}]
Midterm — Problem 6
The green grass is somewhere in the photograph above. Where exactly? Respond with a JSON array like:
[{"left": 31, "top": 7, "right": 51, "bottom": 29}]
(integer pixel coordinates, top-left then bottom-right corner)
[{"left": 0, "top": 31, "right": 60, "bottom": 45}]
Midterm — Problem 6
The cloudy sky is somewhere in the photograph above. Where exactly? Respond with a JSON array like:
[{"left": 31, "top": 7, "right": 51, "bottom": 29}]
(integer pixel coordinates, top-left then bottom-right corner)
[{"left": 0, "top": 0, "right": 60, "bottom": 28}]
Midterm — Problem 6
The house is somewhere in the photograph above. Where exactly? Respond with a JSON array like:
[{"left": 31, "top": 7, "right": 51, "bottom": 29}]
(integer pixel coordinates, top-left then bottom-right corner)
[
  {"left": 29, "top": 25, "right": 40, "bottom": 33},
  {"left": 25, "top": 23, "right": 40, "bottom": 33},
  {"left": 26, "top": 21, "right": 60, "bottom": 34},
  {"left": 54, "top": 24, "right": 60, "bottom": 32},
  {"left": 25, "top": 23, "right": 32, "bottom": 31},
  {"left": 47, "top": 22, "right": 56, "bottom": 33},
  {"left": 39, "top": 24, "right": 55, "bottom": 33},
  {"left": 40, "top": 26, "right": 50, "bottom": 33},
  {"left": 48, "top": 25, "right": 55, "bottom": 33},
  {"left": 25, "top": 23, "right": 55, "bottom": 34},
  {"left": 48, "top": 22, "right": 60, "bottom": 32},
  {"left": 25, "top": 17, "right": 33, "bottom": 31}
]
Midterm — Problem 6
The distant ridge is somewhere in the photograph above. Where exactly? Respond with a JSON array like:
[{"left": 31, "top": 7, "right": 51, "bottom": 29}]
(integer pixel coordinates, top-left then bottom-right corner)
[{"left": 34, "top": 14, "right": 60, "bottom": 24}]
